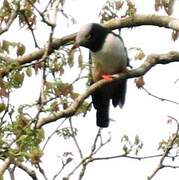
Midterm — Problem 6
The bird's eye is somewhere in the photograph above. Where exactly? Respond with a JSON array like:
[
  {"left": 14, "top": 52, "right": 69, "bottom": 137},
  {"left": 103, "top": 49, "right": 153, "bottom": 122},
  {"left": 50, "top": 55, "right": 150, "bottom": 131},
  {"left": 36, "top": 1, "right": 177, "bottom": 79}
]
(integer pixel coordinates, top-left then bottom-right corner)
[{"left": 85, "top": 34, "right": 91, "bottom": 40}]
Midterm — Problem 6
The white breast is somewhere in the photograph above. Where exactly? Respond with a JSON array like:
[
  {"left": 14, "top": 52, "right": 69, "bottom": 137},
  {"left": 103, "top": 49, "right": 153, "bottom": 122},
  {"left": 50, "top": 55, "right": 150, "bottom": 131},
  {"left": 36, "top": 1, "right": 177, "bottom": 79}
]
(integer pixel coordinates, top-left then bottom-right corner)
[{"left": 91, "top": 33, "right": 128, "bottom": 82}]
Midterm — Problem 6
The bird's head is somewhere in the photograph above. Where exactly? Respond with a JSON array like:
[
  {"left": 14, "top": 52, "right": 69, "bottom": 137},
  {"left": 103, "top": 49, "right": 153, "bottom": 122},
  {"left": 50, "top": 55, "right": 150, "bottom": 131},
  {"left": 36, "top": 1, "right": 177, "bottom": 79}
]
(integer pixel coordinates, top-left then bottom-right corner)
[{"left": 71, "top": 23, "right": 108, "bottom": 52}]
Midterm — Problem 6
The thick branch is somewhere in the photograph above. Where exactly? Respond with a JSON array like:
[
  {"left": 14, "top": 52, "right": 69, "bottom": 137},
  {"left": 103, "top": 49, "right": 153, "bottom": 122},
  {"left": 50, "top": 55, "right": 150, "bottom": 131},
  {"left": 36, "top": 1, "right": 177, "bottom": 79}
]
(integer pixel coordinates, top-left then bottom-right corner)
[
  {"left": 36, "top": 51, "right": 179, "bottom": 128},
  {"left": 1, "top": 14, "right": 179, "bottom": 66},
  {"left": 103, "top": 14, "right": 179, "bottom": 31}
]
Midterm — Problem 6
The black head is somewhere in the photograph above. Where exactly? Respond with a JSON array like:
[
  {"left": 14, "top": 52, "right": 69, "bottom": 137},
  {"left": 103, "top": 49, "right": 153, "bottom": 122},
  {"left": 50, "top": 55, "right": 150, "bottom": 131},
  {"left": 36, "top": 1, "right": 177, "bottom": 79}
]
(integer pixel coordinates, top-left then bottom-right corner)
[{"left": 72, "top": 23, "right": 109, "bottom": 52}]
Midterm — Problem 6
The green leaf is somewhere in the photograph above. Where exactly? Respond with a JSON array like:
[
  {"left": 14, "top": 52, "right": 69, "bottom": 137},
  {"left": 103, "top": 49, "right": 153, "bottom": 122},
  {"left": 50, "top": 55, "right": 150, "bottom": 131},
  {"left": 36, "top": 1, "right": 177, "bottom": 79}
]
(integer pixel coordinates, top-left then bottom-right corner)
[
  {"left": 2, "top": 40, "right": 10, "bottom": 53},
  {"left": 57, "top": 127, "right": 77, "bottom": 140},
  {"left": 7, "top": 61, "right": 20, "bottom": 71},
  {"left": 0, "top": 103, "right": 6, "bottom": 113},
  {"left": 17, "top": 43, "right": 26, "bottom": 56},
  {"left": 26, "top": 67, "right": 32, "bottom": 77},
  {"left": 0, "top": 175, "right": 4, "bottom": 180},
  {"left": 50, "top": 101, "right": 59, "bottom": 112},
  {"left": 75, "top": 101, "right": 91, "bottom": 115},
  {"left": 78, "top": 53, "right": 83, "bottom": 68},
  {"left": 12, "top": 72, "right": 24, "bottom": 88},
  {"left": 67, "top": 50, "right": 74, "bottom": 67},
  {"left": 24, "top": 9, "right": 32, "bottom": 17}
]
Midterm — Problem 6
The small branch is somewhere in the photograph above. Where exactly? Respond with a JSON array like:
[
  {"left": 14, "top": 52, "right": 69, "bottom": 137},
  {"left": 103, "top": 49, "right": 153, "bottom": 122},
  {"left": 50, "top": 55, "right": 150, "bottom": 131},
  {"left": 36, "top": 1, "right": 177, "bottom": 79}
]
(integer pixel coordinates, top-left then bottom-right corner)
[
  {"left": 20, "top": 10, "right": 39, "bottom": 48},
  {"left": 42, "top": 118, "right": 66, "bottom": 150},
  {"left": 69, "top": 118, "right": 84, "bottom": 159},
  {"left": 27, "top": 0, "right": 57, "bottom": 27},
  {"left": 37, "top": 164, "right": 48, "bottom": 180},
  {"left": 148, "top": 117, "right": 179, "bottom": 180},
  {"left": 15, "top": 161, "right": 38, "bottom": 180},
  {"left": 142, "top": 87, "right": 179, "bottom": 105},
  {"left": 8, "top": 165, "right": 15, "bottom": 180},
  {"left": 1, "top": 14, "right": 179, "bottom": 68},
  {"left": 0, "top": 10, "right": 18, "bottom": 35},
  {"left": 34, "top": 16, "right": 56, "bottom": 128}
]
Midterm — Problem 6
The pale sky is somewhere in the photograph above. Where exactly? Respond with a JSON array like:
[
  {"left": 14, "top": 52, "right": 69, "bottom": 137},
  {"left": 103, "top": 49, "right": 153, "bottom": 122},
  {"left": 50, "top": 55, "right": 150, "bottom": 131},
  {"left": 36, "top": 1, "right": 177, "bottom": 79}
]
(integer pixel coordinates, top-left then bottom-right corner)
[{"left": 2, "top": 0, "right": 179, "bottom": 180}]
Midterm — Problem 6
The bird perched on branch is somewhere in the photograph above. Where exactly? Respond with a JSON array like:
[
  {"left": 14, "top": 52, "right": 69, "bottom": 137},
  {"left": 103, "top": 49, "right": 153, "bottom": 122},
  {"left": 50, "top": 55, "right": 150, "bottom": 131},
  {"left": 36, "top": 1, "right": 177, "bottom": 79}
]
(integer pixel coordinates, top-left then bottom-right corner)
[{"left": 72, "top": 23, "right": 128, "bottom": 128}]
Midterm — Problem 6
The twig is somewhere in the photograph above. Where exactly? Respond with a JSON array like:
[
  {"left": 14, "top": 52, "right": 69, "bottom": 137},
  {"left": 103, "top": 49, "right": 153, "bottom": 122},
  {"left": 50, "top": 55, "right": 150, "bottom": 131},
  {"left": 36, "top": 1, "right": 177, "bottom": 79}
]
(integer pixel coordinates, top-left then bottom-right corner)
[
  {"left": 37, "top": 164, "right": 48, "bottom": 180},
  {"left": 42, "top": 118, "right": 66, "bottom": 150},
  {"left": 34, "top": 11, "right": 56, "bottom": 128},
  {"left": 69, "top": 118, "right": 83, "bottom": 159},
  {"left": 147, "top": 117, "right": 179, "bottom": 180},
  {"left": 27, "top": 0, "right": 56, "bottom": 27},
  {"left": 0, "top": 10, "right": 18, "bottom": 35},
  {"left": 8, "top": 165, "right": 16, "bottom": 180},
  {"left": 142, "top": 87, "right": 179, "bottom": 105},
  {"left": 20, "top": 10, "right": 39, "bottom": 48},
  {"left": 15, "top": 161, "right": 38, "bottom": 180}
]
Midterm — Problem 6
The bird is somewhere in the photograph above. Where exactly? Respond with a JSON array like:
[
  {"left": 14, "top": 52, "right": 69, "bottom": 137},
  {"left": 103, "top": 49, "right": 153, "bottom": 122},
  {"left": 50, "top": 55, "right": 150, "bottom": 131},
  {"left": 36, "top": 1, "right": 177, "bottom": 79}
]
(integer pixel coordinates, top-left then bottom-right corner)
[{"left": 72, "top": 23, "right": 128, "bottom": 128}]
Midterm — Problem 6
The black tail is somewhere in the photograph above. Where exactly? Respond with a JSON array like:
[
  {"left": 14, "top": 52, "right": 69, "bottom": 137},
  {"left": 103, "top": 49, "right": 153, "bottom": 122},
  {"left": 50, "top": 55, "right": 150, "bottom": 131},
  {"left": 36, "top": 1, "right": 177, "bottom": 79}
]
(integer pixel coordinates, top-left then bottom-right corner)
[
  {"left": 92, "top": 90, "right": 110, "bottom": 128},
  {"left": 96, "top": 100, "right": 110, "bottom": 128},
  {"left": 112, "top": 79, "right": 127, "bottom": 108}
]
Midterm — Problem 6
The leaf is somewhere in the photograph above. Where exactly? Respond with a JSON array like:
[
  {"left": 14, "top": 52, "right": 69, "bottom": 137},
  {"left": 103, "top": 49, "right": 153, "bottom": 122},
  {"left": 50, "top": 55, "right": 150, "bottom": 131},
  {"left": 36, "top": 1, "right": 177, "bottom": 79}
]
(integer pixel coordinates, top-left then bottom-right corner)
[
  {"left": 16, "top": 114, "right": 29, "bottom": 128},
  {"left": 12, "top": 72, "right": 25, "bottom": 88},
  {"left": 75, "top": 101, "right": 91, "bottom": 115},
  {"left": 71, "top": 92, "right": 79, "bottom": 100},
  {"left": 2, "top": 40, "right": 10, "bottom": 53},
  {"left": 134, "top": 76, "right": 145, "bottom": 89},
  {"left": 171, "top": 30, "right": 179, "bottom": 41},
  {"left": 66, "top": 157, "right": 73, "bottom": 164},
  {"left": 26, "top": 67, "right": 32, "bottom": 77},
  {"left": 0, "top": 103, "right": 6, "bottom": 113},
  {"left": 134, "top": 135, "right": 140, "bottom": 145},
  {"left": 33, "top": 62, "right": 43, "bottom": 74},
  {"left": 17, "top": 43, "right": 26, "bottom": 56},
  {"left": 50, "top": 101, "right": 59, "bottom": 112},
  {"left": 0, "top": 88, "right": 8, "bottom": 97},
  {"left": 78, "top": 53, "right": 83, "bottom": 68},
  {"left": 24, "top": 9, "right": 33, "bottom": 18},
  {"left": 121, "top": 134, "right": 129, "bottom": 143},
  {"left": 115, "top": 1, "right": 124, "bottom": 10},
  {"left": 55, "top": 82, "right": 73, "bottom": 96},
  {"left": 155, "top": 0, "right": 162, "bottom": 11},
  {"left": 123, "top": 144, "right": 128, "bottom": 154},
  {"left": 135, "top": 49, "right": 145, "bottom": 60},
  {"left": 28, "top": 149, "right": 43, "bottom": 164},
  {"left": 67, "top": 50, "right": 74, "bottom": 67},
  {"left": 57, "top": 127, "right": 77, "bottom": 140},
  {"left": 35, "top": 128, "right": 45, "bottom": 144}
]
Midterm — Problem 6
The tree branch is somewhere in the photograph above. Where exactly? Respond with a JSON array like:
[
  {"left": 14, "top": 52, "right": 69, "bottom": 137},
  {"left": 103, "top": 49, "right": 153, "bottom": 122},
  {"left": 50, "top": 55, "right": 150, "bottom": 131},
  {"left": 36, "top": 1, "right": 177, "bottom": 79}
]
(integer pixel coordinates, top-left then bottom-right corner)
[
  {"left": 36, "top": 51, "right": 179, "bottom": 128},
  {"left": 103, "top": 14, "right": 179, "bottom": 31},
  {"left": 15, "top": 161, "right": 38, "bottom": 180},
  {"left": 1, "top": 14, "right": 179, "bottom": 66},
  {"left": 148, "top": 117, "right": 179, "bottom": 180}
]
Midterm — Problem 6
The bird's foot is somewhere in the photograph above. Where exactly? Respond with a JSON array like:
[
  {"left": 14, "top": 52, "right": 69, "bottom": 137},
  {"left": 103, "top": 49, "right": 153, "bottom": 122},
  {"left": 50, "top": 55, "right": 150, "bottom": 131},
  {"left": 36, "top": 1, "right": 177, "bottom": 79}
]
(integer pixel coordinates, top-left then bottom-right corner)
[
  {"left": 102, "top": 74, "right": 113, "bottom": 81},
  {"left": 122, "top": 68, "right": 129, "bottom": 73}
]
